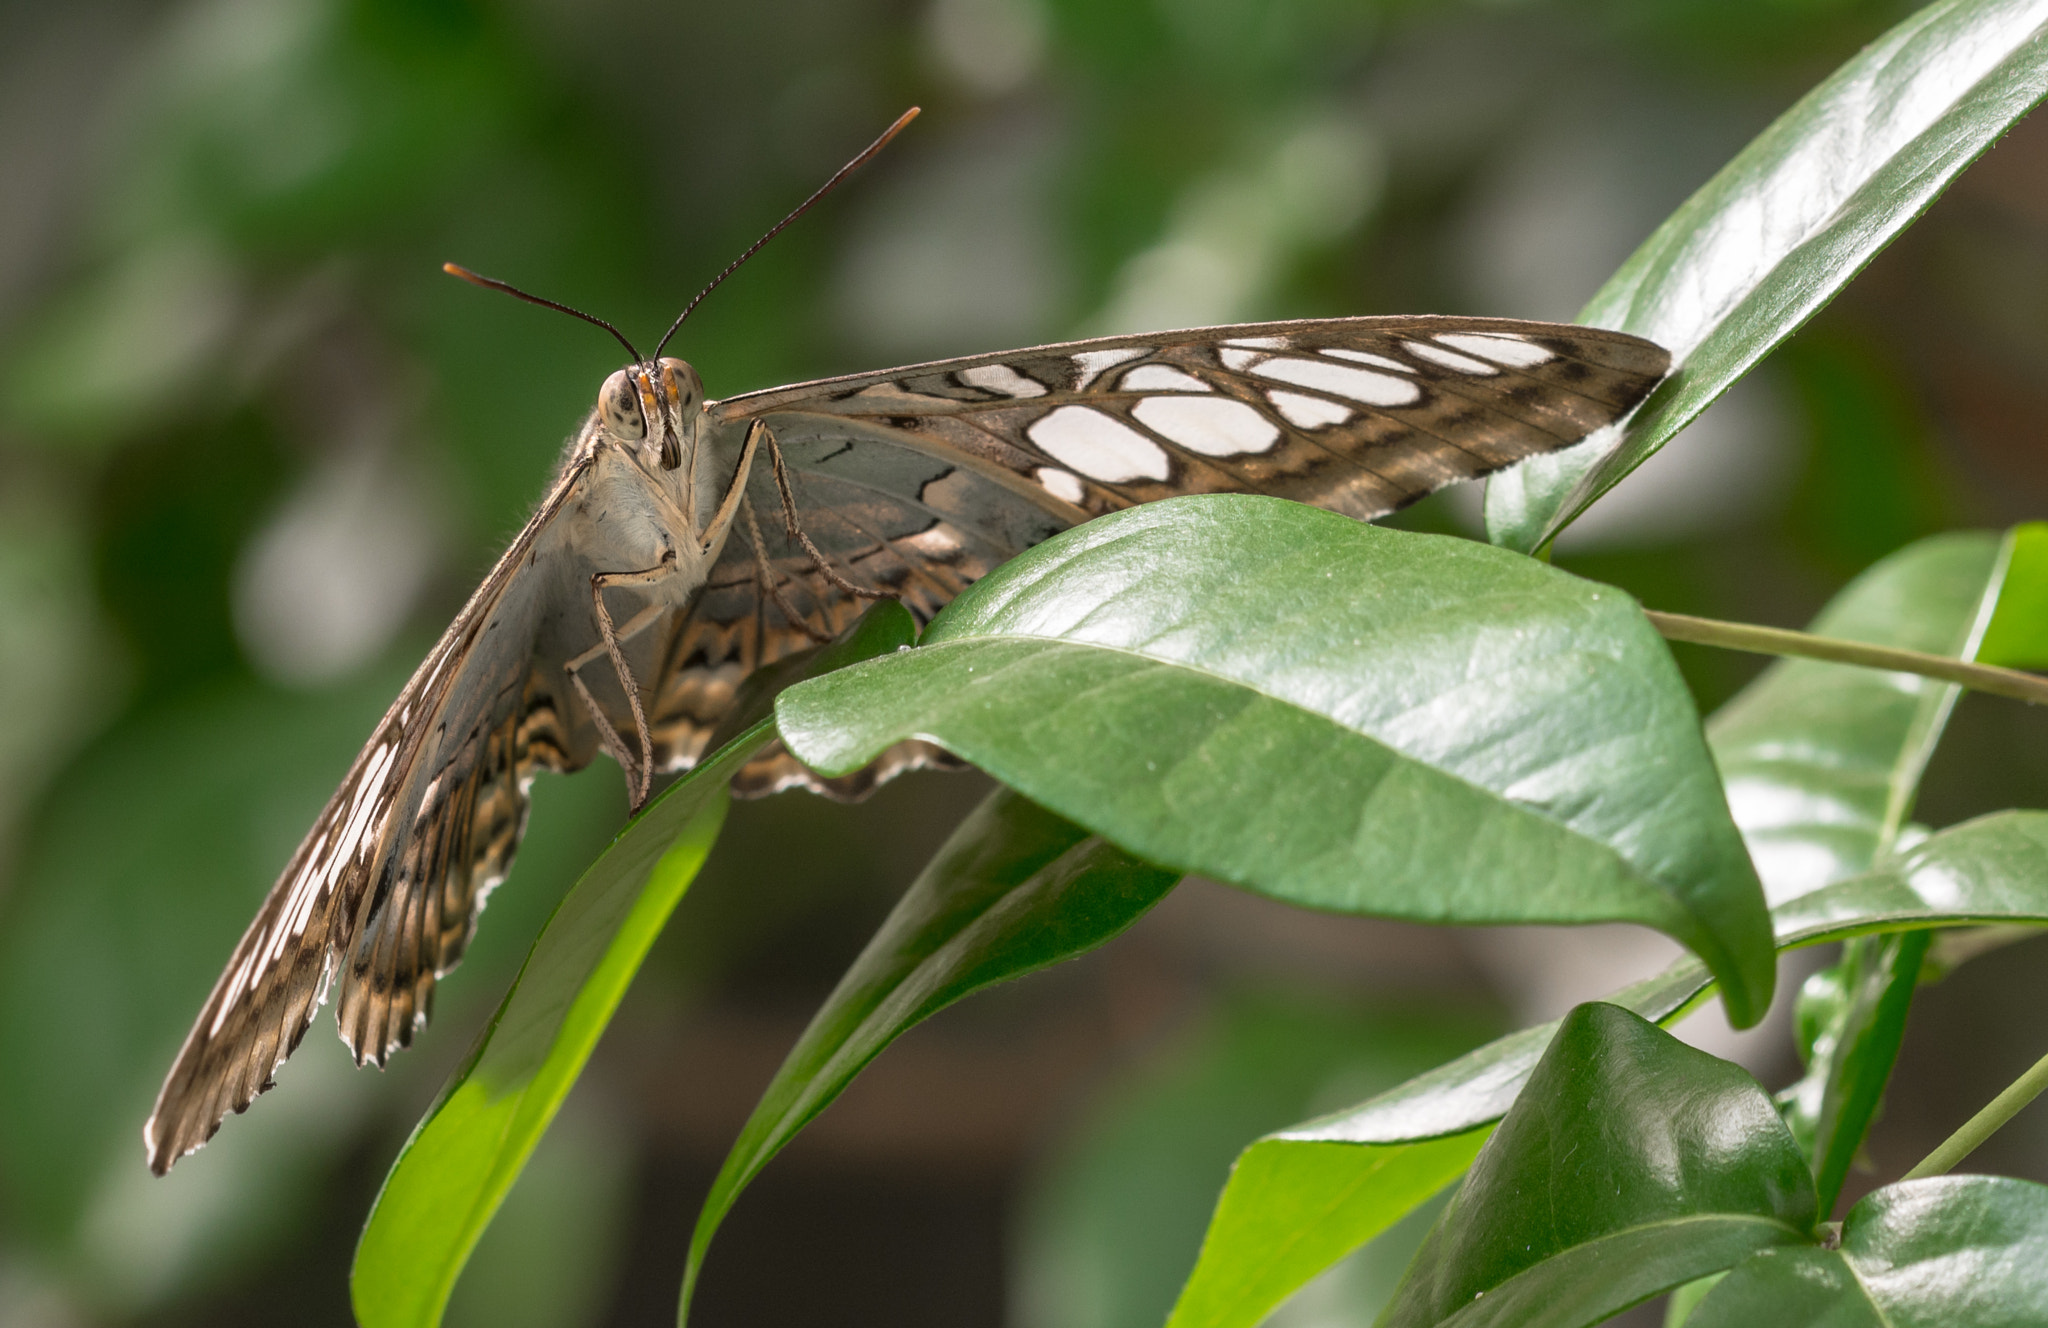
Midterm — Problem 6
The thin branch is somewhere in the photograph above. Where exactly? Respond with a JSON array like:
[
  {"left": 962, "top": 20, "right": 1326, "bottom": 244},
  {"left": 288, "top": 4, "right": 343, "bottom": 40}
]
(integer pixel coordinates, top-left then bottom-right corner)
[
  {"left": 1903, "top": 1045, "right": 2048, "bottom": 1180},
  {"left": 1645, "top": 610, "right": 2048, "bottom": 706}
]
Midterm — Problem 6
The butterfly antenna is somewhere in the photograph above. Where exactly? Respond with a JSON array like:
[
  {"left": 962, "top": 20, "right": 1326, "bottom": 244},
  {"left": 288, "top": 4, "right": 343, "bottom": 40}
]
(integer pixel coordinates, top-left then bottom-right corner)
[
  {"left": 442, "top": 263, "right": 643, "bottom": 363},
  {"left": 653, "top": 106, "right": 921, "bottom": 359}
]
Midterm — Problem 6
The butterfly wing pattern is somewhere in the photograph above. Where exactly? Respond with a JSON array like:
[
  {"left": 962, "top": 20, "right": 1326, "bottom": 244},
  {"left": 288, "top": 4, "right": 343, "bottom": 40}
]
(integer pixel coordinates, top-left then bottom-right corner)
[
  {"left": 661, "top": 315, "right": 1668, "bottom": 793},
  {"left": 145, "top": 462, "right": 601, "bottom": 1174},
  {"left": 148, "top": 314, "right": 1667, "bottom": 1171}
]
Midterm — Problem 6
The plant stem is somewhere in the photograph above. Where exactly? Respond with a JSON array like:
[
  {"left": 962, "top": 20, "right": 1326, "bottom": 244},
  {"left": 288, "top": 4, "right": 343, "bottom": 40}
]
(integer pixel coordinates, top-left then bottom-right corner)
[
  {"left": 1644, "top": 610, "right": 2048, "bottom": 706},
  {"left": 1903, "top": 1046, "right": 2048, "bottom": 1180}
]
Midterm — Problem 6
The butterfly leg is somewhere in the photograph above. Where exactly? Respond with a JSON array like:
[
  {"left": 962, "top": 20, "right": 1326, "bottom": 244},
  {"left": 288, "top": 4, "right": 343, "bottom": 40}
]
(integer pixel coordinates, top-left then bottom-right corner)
[
  {"left": 585, "top": 555, "right": 682, "bottom": 811},
  {"left": 700, "top": 419, "right": 766, "bottom": 558}
]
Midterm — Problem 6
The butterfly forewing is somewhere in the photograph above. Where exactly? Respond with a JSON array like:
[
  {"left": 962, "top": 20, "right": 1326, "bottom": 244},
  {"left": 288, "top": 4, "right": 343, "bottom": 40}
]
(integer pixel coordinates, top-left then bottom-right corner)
[
  {"left": 150, "top": 312, "right": 1668, "bottom": 1170},
  {"left": 715, "top": 316, "right": 1669, "bottom": 523}
]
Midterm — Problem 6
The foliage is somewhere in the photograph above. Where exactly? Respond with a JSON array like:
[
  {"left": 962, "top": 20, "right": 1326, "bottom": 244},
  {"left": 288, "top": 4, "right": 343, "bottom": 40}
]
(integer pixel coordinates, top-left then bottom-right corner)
[
  {"left": 10, "top": 0, "right": 2048, "bottom": 1325},
  {"left": 339, "top": 4, "right": 2048, "bottom": 1324}
]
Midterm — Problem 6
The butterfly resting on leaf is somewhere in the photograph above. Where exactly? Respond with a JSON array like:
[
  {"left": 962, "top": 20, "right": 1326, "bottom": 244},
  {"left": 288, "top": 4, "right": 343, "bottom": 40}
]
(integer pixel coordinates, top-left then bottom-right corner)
[{"left": 143, "top": 112, "right": 1671, "bottom": 1176}]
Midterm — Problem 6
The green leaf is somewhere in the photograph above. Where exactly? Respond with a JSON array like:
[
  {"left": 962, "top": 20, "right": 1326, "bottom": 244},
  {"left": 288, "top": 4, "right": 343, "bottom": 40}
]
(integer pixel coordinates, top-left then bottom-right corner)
[
  {"left": 1485, "top": 2, "right": 2048, "bottom": 551},
  {"left": 350, "top": 602, "right": 916, "bottom": 1328},
  {"left": 1977, "top": 521, "right": 2048, "bottom": 668},
  {"left": 1779, "top": 930, "right": 1931, "bottom": 1217},
  {"left": 1165, "top": 1129, "right": 1491, "bottom": 1328},
  {"left": 776, "top": 495, "right": 1774, "bottom": 1027},
  {"left": 1160, "top": 966, "right": 1712, "bottom": 1328},
  {"left": 1177, "top": 806, "right": 2048, "bottom": 1328},
  {"left": 1379, "top": 1004, "right": 1816, "bottom": 1328},
  {"left": 1771, "top": 809, "right": 2048, "bottom": 941},
  {"left": 1022, "top": 994, "right": 1496, "bottom": 1328},
  {"left": 681, "top": 787, "right": 1178, "bottom": 1320},
  {"left": 1708, "top": 531, "right": 2009, "bottom": 905},
  {"left": 1686, "top": 1176, "right": 2048, "bottom": 1327}
]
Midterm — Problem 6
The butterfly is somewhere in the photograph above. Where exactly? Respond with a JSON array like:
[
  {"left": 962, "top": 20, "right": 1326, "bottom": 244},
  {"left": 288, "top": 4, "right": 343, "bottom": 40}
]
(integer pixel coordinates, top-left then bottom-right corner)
[{"left": 143, "top": 111, "right": 1671, "bottom": 1175}]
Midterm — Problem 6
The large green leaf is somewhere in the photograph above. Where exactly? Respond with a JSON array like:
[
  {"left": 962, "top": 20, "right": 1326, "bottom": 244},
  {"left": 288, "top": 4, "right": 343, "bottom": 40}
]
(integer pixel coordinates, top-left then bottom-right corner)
[
  {"left": 1485, "top": 1, "right": 2048, "bottom": 551},
  {"left": 1173, "top": 808, "right": 2048, "bottom": 1328},
  {"left": 1708, "top": 531, "right": 2009, "bottom": 905},
  {"left": 1685, "top": 1176, "right": 2048, "bottom": 1326},
  {"left": 1378, "top": 1004, "right": 1816, "bottom": 1328},
  {"left": 681, "top": 787, "right": 1178, "bottom": 1320},
  {"left": 776, "top": 495, "right": 1774, "bottom": 1026},
  {"left": 350, "top": 603, "right": 916, "bottom": 1328}
]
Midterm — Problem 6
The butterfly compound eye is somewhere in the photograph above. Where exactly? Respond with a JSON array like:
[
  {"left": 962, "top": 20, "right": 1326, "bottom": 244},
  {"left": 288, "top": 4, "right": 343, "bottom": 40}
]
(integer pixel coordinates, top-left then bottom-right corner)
[
  {"left": 658, "top": 358, "right": 701, "bottom": 411},
  {"left": 598, "top": 368, "right": 646, "bottom": 440}
]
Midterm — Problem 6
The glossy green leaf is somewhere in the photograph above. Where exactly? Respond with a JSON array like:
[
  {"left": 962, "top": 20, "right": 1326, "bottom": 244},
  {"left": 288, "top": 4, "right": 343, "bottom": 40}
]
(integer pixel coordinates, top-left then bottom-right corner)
[
  {"left": 681, "top": 786, "right": 1178, "bottom": 1319},
  {"left": 1780, "top": 930, "right": 1932, "bottom": 1216},
  {"left": 1485, "top": 1, "right": 2048, "bottom": 551},
  {"left": 1177, "top": 806, "right": 2048, "bottom": 1328},
  {"left": 1379, "top": 1004, "right": 1816, "bottom": 1328},
  {"left": 1771, "top": 809, "right": 2048, "bottom": 941},
  {"left": 1686, "top": 1176, "right": 2048, "bottom": 1327},
  {"left": 1708, "top": 531, "right": 2008, "bottom": 906},
  {"left": 777, "top": 495, "right": 1773, "bottom": 1026},
  {"left": 351, "top": 603, "right": 916, "bottom": 1328}
]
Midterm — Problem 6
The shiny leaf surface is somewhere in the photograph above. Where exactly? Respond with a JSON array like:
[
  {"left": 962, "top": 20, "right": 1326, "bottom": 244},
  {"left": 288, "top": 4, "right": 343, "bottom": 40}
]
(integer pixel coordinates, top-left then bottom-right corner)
[
  {"left": 1378, "top": 1004, "right": 1816, "bottom": 1328},
  {"left": 1687, "top": 1177, "right": 2048, "bottom": 1327},
  {"left": 777, "top": 495, "right": 1773, "bottom": 1026},
  {"left": 1486, "top": 1, "right": 2048, "bottom": 550}
]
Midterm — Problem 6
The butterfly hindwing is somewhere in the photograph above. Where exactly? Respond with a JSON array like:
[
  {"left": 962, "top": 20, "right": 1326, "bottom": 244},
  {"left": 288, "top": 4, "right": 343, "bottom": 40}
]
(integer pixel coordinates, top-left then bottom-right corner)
[{"left": 144, "top": 463, "right": 599, "bottom": 1174}]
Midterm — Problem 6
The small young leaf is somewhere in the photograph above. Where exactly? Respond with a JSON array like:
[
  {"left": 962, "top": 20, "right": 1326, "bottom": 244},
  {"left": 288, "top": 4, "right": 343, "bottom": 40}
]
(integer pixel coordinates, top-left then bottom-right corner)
[
  {"left": 1485, "top": 2, "right": 2048, "bottom": 550},
  {"left": 1687, "top": 1176, "right": 2048, "bottom": 1327},
  {"left": 350, "top": 603, "right": 916, "bottom": 1328},
  {"left": 1378, "top": 1004, "right": 1816, "bottom": 1328},
  {"left": 1779, "top": 930, "right": 1931, "bottom": 1217},
  {"left": 681, "top": 786, "right": 1178, "bottom": 1321},
  {"left": 777, "top": 496, "right": 1774, "bottom": 1027}
]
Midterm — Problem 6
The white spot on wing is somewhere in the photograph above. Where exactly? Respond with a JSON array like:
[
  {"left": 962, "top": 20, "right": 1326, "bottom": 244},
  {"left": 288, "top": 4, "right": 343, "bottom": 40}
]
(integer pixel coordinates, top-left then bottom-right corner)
[
  {"left": 1321, "top": 348, "right": 1411, "bottom": 373},
  {"left": 1435, "top": 332, "right": 1556, "bottom": 367},
  {"left": 1249, "top": 357, "right": 1421, "bottom": 407},
  {"left": 1120, "top": 364, "right": 1211, "bottom": 393},
  {"left": 1133, "top": 396, "right": 1279, "bottom": 457},
  {"left": 1035, "top": 467, "right": 1087, "bottom": 504},
  {"left": 960, "top": 363, "right": 1049, "bottom": 398},
  {"left": 1218, "top": 347, "right": 1264, "bottom": 372},
  {"left": 1027, "top": 406, "right": 1172, "bottom": 482},
  {"left": 1071, "top": 347, "right": 1149, "bottom": 390},
  {"left": 1405, "top": 341, "right": 1498, "bottom": 375},
  {"left": 1223, "top": 335, "right": 1289, "bottom": 349},
  {"left": 1269, "top": 390, "right": 1353, "bottom": 428}
]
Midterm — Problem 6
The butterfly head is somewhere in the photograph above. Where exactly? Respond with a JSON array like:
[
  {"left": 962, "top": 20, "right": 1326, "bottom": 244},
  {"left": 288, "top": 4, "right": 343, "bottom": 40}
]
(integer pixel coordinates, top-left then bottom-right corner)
[{"left": 598, "top": 358, "right": 704, "bottom": 472}]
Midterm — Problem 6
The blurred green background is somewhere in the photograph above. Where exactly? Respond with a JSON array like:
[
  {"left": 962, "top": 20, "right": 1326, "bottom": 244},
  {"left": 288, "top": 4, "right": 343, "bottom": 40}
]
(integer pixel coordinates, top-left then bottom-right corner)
[{"left": 5, "top": 0, "right": 2048, "bottom": 1324}]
